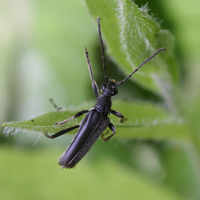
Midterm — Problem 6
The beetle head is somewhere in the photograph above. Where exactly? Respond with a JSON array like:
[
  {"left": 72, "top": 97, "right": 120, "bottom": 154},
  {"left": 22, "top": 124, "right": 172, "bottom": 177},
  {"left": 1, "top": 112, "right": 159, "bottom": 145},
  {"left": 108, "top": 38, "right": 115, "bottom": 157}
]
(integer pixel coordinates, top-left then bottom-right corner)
[{"left": 102, "top": 80, "right": 118, "bottom": 96}]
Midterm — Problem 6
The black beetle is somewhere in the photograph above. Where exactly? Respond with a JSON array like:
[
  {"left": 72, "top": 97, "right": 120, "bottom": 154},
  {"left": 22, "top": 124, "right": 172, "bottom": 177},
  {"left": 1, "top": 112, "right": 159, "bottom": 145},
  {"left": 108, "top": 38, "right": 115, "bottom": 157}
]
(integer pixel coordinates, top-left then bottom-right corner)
[{"left": 44, "top": 17, "right": 165, "bottom": 169}]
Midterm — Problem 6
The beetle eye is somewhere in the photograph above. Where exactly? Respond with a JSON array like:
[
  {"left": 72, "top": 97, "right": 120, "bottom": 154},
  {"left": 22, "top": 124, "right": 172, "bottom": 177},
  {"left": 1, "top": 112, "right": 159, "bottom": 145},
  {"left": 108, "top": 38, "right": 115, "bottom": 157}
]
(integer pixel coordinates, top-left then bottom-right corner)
[
  {"left": 102, "top": 84, "right": 106, "bottom": 90},
  {"left": 113, "top": 87, "right": 118, "bottom": 95}
]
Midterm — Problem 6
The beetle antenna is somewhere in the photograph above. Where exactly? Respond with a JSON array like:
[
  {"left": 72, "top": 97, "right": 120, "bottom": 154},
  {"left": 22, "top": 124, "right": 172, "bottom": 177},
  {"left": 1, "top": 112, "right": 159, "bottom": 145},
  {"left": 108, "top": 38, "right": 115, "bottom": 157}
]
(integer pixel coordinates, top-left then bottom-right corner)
[
  {"left": 97, "top": 17, "right": 109, "bottom": 84},
  {"left": 115, "top": 48, "right": 166, "bottom": 87}
]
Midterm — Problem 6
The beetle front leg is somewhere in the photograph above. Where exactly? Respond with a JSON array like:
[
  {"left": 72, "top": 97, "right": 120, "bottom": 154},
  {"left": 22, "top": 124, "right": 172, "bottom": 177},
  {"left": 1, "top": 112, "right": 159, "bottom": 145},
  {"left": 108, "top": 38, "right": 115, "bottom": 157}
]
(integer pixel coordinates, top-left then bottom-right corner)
[
  {"left": 101, "top": 122, "right": 116, "bottom": 142},
  {"left": 55, "top": 110, "right": 89, "bottom": 125},
  {"left": 111, "top": 109, "right": 126, "bottom": 123},
  {"left": 44, "top": 125, "right": 80, "bottom": 139}
]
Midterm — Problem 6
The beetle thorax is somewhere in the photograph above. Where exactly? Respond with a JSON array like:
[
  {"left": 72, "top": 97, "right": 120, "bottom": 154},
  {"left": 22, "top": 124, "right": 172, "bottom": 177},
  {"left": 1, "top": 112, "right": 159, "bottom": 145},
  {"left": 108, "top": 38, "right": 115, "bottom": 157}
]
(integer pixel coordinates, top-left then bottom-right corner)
[{"left": 95, "top": 95, "right": 112, "bottom": 116}]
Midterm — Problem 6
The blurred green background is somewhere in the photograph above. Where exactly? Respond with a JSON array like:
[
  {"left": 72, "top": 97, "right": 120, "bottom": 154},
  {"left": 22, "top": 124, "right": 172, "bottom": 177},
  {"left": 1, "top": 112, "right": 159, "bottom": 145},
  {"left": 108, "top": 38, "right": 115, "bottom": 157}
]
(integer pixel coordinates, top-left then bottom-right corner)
[{"left": 1, "top": 0, "right": 200, "bottom": 199}]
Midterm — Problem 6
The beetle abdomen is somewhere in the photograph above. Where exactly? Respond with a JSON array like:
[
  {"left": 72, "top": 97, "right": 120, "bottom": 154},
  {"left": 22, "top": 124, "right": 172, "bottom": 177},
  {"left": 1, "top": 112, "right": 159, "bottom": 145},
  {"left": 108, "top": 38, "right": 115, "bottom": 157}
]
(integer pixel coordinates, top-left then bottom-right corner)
[{"left": 58, "top": 109, "right": 110, "bottom": 168}]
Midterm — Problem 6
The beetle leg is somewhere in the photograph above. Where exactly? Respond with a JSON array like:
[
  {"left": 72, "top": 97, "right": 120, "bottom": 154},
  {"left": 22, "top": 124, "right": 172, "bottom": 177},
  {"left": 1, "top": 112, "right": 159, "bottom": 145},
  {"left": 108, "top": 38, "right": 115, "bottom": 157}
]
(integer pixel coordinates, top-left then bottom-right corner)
[
  {"left": 101, "top": 129, "right": 109, "bottom": 137},
  {"left": 110, "top": 109, "right": 127, "bottom": 123},
  {"left": 44, "top": 125, "right": 80, "bottom": 139},
  {"left": 55, "top": 110, "right": 89, "bottom": 125},
  {"left": 101, "top": 122, "right": 116, "bottom": 142}
]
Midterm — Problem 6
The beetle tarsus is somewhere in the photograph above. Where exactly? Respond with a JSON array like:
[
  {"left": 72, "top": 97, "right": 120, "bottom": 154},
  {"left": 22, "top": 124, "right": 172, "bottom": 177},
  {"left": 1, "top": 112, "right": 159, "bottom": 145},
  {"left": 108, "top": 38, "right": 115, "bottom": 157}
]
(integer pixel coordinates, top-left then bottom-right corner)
[
  {"left": 119, "top": 118, "right": 127, "bottom": 123},
  {"left": 101, "top": 130, "right": 109, "bottom": 141},
  {"left": 101, "top": 122, "right": 116, "bottom": 142}
]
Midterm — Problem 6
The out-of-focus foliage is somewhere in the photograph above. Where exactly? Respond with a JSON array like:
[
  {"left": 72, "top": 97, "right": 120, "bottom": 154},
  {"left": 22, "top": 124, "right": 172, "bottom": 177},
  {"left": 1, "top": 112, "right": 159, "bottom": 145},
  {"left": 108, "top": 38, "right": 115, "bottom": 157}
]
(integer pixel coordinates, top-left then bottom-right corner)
[{"left": 1, "top": 0, "right": 200, "bottom": 200}]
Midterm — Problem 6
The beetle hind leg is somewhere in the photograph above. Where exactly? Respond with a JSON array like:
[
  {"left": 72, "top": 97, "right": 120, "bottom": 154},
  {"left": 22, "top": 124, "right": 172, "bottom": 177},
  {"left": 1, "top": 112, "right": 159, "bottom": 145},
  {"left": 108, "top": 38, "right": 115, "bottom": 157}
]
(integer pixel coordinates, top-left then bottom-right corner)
[
  {"left": 101, "top": 122, "right": 116, "bottom": 142},
  {"left": 44, "top": 125, "right": 80, "bottom": 139}
]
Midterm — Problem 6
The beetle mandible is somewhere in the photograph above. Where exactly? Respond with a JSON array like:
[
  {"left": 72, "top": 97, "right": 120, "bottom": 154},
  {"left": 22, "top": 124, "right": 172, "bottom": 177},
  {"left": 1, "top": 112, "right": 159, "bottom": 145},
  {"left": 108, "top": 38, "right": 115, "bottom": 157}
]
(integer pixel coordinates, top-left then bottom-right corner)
[{"left": 44, "top": 17, "right": 165, "bottom": 169}]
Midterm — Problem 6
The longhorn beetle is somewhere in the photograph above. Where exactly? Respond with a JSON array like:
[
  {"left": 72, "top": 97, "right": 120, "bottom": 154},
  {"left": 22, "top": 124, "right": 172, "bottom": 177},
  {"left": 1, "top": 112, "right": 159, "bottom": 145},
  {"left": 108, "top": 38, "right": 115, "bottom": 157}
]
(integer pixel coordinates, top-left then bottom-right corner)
[{"left": 44, "top": 17, "right": 165, "bottom": 169}]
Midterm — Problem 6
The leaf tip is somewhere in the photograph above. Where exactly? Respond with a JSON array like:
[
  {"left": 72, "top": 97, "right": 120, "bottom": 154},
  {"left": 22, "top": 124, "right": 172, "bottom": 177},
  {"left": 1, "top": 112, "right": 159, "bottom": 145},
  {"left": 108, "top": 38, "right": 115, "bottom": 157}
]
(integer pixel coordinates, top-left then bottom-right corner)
[{"left": 2, "top": 126, "right": 17, "bottom": 137}]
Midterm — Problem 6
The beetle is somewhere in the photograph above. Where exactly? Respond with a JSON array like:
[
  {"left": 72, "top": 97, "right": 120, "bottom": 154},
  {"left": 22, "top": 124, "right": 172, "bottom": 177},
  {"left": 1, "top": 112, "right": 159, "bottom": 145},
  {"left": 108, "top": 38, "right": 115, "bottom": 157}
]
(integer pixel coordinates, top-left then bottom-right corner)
[{"left": 44, "top": 17, "right": 165, "bottom": 169}]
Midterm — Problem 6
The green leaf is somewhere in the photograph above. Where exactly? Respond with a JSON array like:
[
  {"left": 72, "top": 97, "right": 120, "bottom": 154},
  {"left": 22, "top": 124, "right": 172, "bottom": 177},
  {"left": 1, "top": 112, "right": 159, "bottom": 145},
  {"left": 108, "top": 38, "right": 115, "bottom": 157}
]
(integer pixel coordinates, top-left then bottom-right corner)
[
  {"left": 3, "top": 101, "right": 190, "bottom": 141},
  {"left": 0, "top": 146, "right": 183, "bottom": 200},
  {"left": 162, "top": 143, "right": 200, "bottom": 199},
  {"left": 84, "top": 0, "right": 179, "bottom": 109},
  {"left": 183, "top": 67, "right": 200, "bottom": 155}
]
